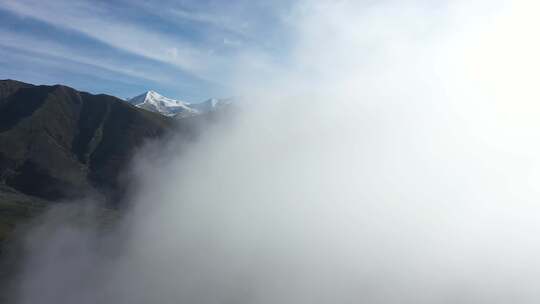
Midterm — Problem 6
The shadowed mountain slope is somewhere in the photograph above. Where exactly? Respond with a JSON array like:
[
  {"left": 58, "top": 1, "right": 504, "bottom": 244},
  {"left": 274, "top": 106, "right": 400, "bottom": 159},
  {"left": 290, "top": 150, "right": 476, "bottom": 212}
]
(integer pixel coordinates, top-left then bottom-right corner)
[{"left": 0, "top": 79, "right": 176, "bottom": 203}]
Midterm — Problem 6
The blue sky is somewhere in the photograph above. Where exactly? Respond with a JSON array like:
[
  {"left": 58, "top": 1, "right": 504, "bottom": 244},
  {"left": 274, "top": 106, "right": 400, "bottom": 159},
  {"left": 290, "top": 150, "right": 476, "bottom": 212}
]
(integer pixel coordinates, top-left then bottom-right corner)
[{"left": 0, "top": 0, "right": 293, "bottom": 101}]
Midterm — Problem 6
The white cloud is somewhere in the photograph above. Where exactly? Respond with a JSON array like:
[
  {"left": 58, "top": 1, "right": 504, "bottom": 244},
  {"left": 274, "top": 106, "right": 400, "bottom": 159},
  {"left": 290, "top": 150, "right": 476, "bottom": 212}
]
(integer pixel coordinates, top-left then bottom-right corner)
[
  {"left": 0, "top": 0, "right": 227, "bottom": 84},
  {"left": 169, "top": 7, "right": 251, "bottom": 38},
  {"left": 0, "top": 29, "right": 174, "bottom": 84}
]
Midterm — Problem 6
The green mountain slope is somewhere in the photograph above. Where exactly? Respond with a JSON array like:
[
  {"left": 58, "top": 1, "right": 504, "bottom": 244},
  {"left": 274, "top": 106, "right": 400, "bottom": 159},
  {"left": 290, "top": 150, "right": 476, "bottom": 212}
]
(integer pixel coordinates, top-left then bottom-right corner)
[{"left": 0, "top": 79, "right": 181, "bottom": 244}]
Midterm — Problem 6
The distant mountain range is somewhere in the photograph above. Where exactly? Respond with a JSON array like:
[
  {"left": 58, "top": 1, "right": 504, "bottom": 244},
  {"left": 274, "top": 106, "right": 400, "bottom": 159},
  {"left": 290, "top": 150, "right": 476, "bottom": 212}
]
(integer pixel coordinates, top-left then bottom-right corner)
[{"left": 126, "top": 90, "right": 231, "bottom": 118}]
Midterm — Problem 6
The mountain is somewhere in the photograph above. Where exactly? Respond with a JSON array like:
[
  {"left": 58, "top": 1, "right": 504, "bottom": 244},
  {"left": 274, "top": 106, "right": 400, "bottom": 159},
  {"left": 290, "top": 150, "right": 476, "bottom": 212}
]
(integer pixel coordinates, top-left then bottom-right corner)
[
  {"left": 0, "top": 80, "right": 234, "bottom": 289},
  {"left": 0, "top": 79, "right": 182, "bottom": 246},
  {"left": 0, "top": 80, "right": 181, "bottom": 205},
  {"left": 189, "top": 98, "right": 232, "bottom": 114},
  {"left": 126, "top": 91, "right": 231, "bottom": 118},
  {"left": 0, "top": 79, "right": 226, "bottom": 254},
  {"left": 126, "top": 90, "right": 199, "bottom": 118}
]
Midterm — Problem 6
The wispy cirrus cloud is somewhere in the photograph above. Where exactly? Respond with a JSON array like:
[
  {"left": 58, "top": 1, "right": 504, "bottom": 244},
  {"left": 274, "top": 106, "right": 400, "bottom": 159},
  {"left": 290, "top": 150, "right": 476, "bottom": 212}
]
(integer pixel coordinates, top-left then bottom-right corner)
[
  {"left": 0, "top": 0, "right": 294, "bottom": 100},
  {"left": 0, "top": 0, "right": 218, "bottom": 77},
  {"left": 0, "top": 29, "right": 173, "bottom": 85}
]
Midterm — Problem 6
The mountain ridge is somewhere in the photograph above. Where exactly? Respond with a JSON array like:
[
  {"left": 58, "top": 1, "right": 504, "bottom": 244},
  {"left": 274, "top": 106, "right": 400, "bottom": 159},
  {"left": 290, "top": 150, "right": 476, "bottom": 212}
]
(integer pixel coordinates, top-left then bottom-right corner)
[
  {"left": 126, "top": 90, "right": 231, "bottom": 118},
  {"left": 127, "top": 90, "right": 199, "bottom": 118},
  {"left": 0, "top": 79, "right": 178, "bottom": 203}
]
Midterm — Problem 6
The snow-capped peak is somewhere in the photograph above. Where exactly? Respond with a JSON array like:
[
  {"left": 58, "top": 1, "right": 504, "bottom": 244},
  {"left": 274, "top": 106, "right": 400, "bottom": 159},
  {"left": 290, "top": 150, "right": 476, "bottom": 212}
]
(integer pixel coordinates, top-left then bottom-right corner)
[
  {"left": 126, "top": 90, "right": 232, "bottom": 119},
  {"left": 127, "top": 90, "right": 199, "bottom": 117}
]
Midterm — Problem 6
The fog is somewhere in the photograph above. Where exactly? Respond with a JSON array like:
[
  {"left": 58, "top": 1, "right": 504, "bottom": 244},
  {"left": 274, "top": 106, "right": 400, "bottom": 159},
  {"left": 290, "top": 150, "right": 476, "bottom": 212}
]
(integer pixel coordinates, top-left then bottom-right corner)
[{"left": 10, "top": 1, "right": 540, "bottom": 303}]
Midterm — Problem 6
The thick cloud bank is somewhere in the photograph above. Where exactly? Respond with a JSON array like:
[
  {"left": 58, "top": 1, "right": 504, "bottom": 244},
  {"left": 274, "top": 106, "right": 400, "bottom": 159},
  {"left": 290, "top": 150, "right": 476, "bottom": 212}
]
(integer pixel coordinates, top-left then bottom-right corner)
[{"left": 11, "top": 0, "right": 540, "bottom": 303}]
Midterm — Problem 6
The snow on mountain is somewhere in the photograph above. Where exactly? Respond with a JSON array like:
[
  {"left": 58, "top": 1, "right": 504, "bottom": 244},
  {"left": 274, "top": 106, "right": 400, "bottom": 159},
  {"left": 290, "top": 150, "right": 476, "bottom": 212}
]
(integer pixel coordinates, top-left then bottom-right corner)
[
  {"left": 126, "top": 91, "right": 231, "bottom": 118},
  {"left": 126, "top": 90, "right": 200, "bottom": 117},
  {"left": 188, "top": 98, "right": 232, "bottom": 113}
]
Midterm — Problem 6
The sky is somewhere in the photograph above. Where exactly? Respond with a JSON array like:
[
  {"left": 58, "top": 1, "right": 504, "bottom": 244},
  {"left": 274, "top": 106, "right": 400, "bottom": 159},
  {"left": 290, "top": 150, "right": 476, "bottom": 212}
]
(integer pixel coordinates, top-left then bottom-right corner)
[{"left": 0, "top": 0, "right": 293, "bottom": 101}]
